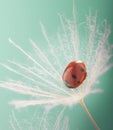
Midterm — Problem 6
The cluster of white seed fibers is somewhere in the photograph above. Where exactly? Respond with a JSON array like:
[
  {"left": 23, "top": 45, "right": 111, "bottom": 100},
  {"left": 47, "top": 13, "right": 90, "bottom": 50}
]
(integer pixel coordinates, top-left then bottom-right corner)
[{"left": 0, "top": 9, "right": 113, "bottom": 130}]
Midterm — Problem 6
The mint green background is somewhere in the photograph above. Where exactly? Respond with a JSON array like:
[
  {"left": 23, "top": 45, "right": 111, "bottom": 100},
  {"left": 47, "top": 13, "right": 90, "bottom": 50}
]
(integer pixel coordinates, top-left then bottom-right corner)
[{"left": 0, "top": 0, "right": 113, "bottom": 130}]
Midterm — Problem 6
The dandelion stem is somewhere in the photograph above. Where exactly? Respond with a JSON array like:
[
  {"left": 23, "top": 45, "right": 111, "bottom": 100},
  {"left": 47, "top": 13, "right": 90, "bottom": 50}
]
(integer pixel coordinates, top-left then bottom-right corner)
[{"left": 80, "top": 99, "right": 100, "bottom": 130}]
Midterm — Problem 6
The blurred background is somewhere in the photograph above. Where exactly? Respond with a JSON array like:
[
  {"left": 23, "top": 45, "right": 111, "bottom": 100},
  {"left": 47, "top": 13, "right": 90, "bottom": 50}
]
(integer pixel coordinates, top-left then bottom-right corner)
[{"left": 0, "top": 0, "right": 113, "bottom": 130}]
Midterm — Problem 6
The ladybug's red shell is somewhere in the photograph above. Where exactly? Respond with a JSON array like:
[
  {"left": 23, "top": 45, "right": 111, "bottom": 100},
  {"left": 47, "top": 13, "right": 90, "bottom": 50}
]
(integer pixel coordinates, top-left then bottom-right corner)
[{"left": 62, "top": 61, "right": 87, "bottom": 88}]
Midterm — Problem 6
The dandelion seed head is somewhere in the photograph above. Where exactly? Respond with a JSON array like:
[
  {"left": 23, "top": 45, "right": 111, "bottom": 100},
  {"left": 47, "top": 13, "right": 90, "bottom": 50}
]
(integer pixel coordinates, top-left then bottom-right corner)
[{"left": 0, "top": 11, "right": 113, "bottom": 111}]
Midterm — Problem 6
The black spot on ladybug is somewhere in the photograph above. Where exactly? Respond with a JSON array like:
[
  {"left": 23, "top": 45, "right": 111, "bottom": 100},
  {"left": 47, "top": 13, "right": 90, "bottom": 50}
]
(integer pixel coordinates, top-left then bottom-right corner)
[
  {"left": 72, "top": 74, "right": 76, "bottom": 79},
  {"left": 77, "top": 81, "right": 80, "bottom": 84},
  {"left": 80, "top": 68, "right": 84, "bottom": 72}
]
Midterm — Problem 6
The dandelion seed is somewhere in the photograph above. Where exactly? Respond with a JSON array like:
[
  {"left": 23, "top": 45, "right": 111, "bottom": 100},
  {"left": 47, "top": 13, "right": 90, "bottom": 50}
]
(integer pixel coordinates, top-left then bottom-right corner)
[
  {"left": 0, "top": 5, "right": 113, "bottom": 130},
  {"left": 10, "top": 107, "right": 69, "bottom": 130}
]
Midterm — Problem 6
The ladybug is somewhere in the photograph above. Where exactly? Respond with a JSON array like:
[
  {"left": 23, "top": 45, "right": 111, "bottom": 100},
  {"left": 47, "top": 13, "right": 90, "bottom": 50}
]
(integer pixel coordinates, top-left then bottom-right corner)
[{"left": 62, "top": 61, "right": 87, "bottom": 88}]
